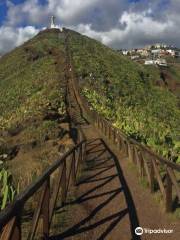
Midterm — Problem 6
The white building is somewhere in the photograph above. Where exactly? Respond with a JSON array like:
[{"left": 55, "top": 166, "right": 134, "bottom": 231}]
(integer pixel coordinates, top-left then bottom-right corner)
[
  {"left": 144, "top": 59, "right": 167, "bottom": 66},
  {"left": 166, "top": 49, "right": 175, "bottom": 56},
  {"left": 122, "top": 50, "right": 129, "bottom": 55},
  {"left": 155, "top": 58, "right": 167, "bottom": 67},
  {"left": 175, "top": 51, "right": 180, "bottom": 58},
  {"left": 137, "top": 49, "right": 149, "bottom": 57},
  {"left": 131, "top": 55, "right": 139, "bottom": 60},
  {"left": 151, "top": 49, "right": 161, "bottom": 54},
  {"left": 144, "top": 60, "right": 155, "bottom": 65}
]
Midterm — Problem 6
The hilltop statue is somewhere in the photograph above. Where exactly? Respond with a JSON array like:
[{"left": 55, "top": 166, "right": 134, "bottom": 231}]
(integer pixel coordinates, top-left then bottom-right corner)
[
  {"left": 50, "top": 16, "right": 56, "bottom": 29},
  {"left": 49, "top": 15, "right": 63, "bottom": 32}
]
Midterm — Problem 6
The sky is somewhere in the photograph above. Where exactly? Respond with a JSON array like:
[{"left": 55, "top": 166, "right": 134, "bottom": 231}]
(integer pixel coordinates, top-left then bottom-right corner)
[{"left": 0, "top": 0, "right": 180, "bottom": 54}]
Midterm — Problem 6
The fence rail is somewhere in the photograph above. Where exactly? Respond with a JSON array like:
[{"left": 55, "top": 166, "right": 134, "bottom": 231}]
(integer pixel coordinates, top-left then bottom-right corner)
[
  {"left": 0, "top": 30, "right": 86, "bottom": 240},
  {"left": 1, "top": 31, "right": 179, "bottom": 240},
  {"left": 65, "top": 32, "right": 180, "bottom": 213},
  {"left": 0, "top": 133, "right": 86, "bottom": 239},
  {"left": 78, "top": 88, "right": 180, "bottom": 213}
]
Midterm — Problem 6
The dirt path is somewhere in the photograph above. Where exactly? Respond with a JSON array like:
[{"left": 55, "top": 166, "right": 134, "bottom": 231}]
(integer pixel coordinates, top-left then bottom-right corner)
[
  {"left": 50, "top": 122, "right": 180, "bottom": 240},
  {"left": 49, "top": 34, "right": 180, "bottom": 239},
  {"left": 50, "top": 127, "right": 134, "bottom": 240}
]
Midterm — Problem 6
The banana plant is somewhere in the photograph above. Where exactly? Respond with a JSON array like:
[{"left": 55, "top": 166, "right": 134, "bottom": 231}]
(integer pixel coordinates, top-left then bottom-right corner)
[{"left": 0, "top": 168, "right": 17, "bottom": 210}]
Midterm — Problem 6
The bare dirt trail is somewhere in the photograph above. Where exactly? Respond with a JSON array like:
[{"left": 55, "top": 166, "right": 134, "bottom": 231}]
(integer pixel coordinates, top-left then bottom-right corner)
[
  {"left": 50, "top": 122, "right": 180, "bottom": 240},
  {"left": 49, "top": 33, "right": 180, "bottom": 239},
  {"left": 50, "top": 127, "right": 136, "bottom": 240}
]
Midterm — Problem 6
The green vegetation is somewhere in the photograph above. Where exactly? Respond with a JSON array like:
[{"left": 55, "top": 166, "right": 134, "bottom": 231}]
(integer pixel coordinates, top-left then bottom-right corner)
[
  {"left": 0, "top": 29, "right": 65, "bottom": 131},
  {"left": 67, "top": 30, "right": 180, "bottom": 162},
  {"left": 0, "top": 29, "right": 67, "bottom": 194},
  {"left": 0, "top": 27, "right": 179, "bottom": 211},
  {"left": 0, "top": 168, "right": 17, "bottom": 209}
]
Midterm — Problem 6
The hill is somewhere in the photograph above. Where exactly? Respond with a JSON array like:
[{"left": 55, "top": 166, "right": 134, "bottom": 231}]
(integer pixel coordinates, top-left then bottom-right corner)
[
  {"left": 0, "top": 29, "right": 71, "bottom": 192},
  {"left": 66, "top": 29, "right": 180, "bottom": 162},
  {"left": 0, "top": 28, "right": 179, "bottom": 195}
]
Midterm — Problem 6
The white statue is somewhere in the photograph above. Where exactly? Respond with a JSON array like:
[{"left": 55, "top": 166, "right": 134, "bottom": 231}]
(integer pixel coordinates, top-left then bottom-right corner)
[
  {"left": 49, "top": 15, "right": 63, "bottom": 32},
  {"left": 50, "top": 16, "right": 56, "bottom": 28}
]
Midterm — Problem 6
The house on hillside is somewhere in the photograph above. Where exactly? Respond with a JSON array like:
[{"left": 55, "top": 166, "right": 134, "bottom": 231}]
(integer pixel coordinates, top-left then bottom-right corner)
[
  {"left": 131, "top": 55, "right": 140, "bottom": 60},
  {"left": 155, "top": 58, "right": 168, "bottom": 67},
  {"left": 137, "top": 49, "right": 149, "bottom": 57},
  {"left": 151, "top": 49, "right": 161, "bottom": 55},
  {"left": 166, "top": 49, "right": 176, "bottom": 57},
  {"left": 175, "top": 51, "right": 180, "bottom": 58},
  {"left": 144, "top": 60, "right": 155, "bottom": 65},
  {"left": 122, "top": 50, "right": 129, "bottom": 55},
  {"left": 144, "top": 58, "right": 167, "bottom": 67}
]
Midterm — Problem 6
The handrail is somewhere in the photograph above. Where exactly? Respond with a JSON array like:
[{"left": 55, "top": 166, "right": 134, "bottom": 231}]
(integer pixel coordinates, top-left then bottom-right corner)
[
  {"left": 0, "top": 141, "right": 84, "bottom": 227},
  {"left": 0, "top": 137, "right": 86, "bottom": 239},
  {"left": 0, "top": 31, "right": 88, "bottom": 240},
  {"left": 73, "top": 79, "right": 180, "bottom": 171},
  {"left": 65, "top": 31, "right": 180, "bottom": 213},
  {"left": 64, "top": 30, "right": 179, "bottom": 171},
  {"left": 102, "top": 117, "right": 180, "bottom": 172}
]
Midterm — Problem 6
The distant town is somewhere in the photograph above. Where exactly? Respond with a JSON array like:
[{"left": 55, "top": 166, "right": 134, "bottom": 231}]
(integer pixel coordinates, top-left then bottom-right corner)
[
  {"left": 118, "top": 43, "right": 180, "bottom": 67},
  {"left": 1, "top": 41, "right": 180, "bottom": 68}
]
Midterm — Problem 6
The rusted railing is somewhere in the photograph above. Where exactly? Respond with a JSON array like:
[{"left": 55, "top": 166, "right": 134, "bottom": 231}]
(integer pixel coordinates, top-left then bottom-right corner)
[
  {"left": 0, "top": 131, "right": 86, "bottom": 239},
  {"left": 65, "top": 33, "right": 180, "bottom": 213}
]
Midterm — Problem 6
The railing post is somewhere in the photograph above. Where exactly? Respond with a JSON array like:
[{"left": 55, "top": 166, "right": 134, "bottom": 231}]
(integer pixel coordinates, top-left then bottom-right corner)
[
  {"left": 72, "top": 150, "right": 76, "bottom": 186},
  {"left": 165, "top": 167, "right": 172, "bottom": 212},
  {"left": 96, "top": 117, "right": 98, "bottom": 127},
  {"left": 124, "top": 141, "right": 128, "bottom": 156},
  {"left": 11, "top": 219, "right": 21, "bottom": 240},
  {"left": 139, "top": 151, "right": 145, "bottom": 178},
  {"left": 98, "top": 117, "right": 100, "bottom": 128},
  {"left": 149, "top": 161, "right": 155, "bottom": 193},
  {"left": 105, "top": 122, "right": 107, "bottom": 136},
  {"left": 111, "top": 128, "right": 113, "bottom": 142},
  {"left": 128, "top": 143, "right": 133, "bottom": 162},
  {"left": 102, "top": 121, "right": 104, "bottom": 133},
  {"left": 109, "top": 125, "right": 111, "bottom": 140},
  {"left": 118, "top": 136, "right": 121, "bottom": 151},
  {"left": 0, "top": 216, "right": 21, "bottom": 240},
  {"left": 49, "top": 164, "right": 63, "bottom": 224},
  {"left": 82, "top": 142, "right": 86, "bottom": 162},
  {"left": 41, "top": 177, "right": 50, "bottom": 239},
  {"left": 134, "top": 147, "right": 140, "bottom": 168},
  {"left": 61, "top": 161, "right": 67, "bottom": 205},
  {"left": 113, "top": 129, "right": 116, "bottom": 144}
]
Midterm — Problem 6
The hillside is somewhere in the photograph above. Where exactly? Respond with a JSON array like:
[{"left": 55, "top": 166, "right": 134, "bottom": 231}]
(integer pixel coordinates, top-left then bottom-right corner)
[
  {"left": 66, "top": 29, "right": 180, "bottom": 162},
  {"left": 0, "top": 29, "right": 71, "bottom": 192},
  {"left": 0, "top": 28, "right": 180, "bottom": 239},
  {"left": 0, "top": 28, "right": 179, "bottom": 201}
]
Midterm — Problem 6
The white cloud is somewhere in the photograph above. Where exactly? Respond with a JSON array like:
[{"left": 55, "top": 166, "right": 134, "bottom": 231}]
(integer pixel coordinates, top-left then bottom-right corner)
[
  {"left": 0, "top": 26, "right": 39, "bottom": 54},
  {"left": 0, "top": 0, "right": 180, "bottom": 54},
  {"left": 73, "top": 10, "right": 174, "bottom": 49},
  {"left": 49, "top": 0, "right": 100, "bottom": 22}
]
